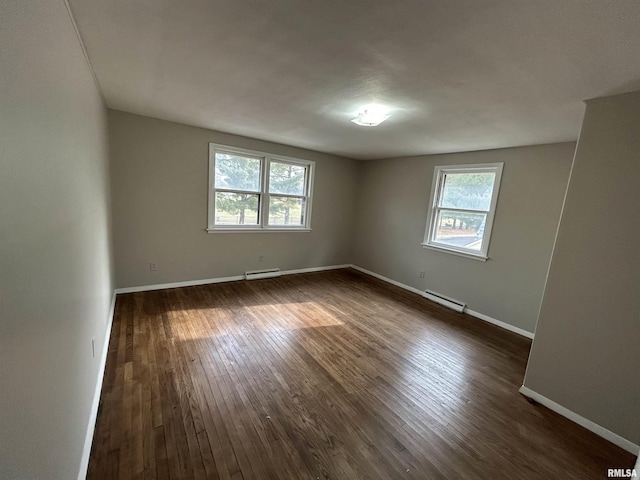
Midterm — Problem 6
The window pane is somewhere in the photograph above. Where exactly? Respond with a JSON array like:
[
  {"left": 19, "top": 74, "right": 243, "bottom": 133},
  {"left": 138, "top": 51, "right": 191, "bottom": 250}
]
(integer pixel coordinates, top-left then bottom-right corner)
[
  {"left": 433, "top": 210, "right": 487, "bottom": 251},
  {"left": 439, "top": 172, "right": 495, "bottom": 211},
  {"left": 269, "top": 162, "right": 306, "bottom": 196},
  {"left": 268, "top": 196, "right": 305, "bottom": 226},
  {"left": 214, "top": 192, "right": 259, "bottom": 225},
  {"left": 215, "top": 153, "right": 261, "bottom": 192}
]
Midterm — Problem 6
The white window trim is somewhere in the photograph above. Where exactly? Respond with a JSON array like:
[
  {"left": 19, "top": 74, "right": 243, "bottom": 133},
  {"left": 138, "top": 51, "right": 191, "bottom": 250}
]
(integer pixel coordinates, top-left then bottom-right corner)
[
  {"left": 207, "top": 143, "right": 315, "bottom": 232},
  {"left": 422, "top": 162, "right": 503, "bottom": 260}
]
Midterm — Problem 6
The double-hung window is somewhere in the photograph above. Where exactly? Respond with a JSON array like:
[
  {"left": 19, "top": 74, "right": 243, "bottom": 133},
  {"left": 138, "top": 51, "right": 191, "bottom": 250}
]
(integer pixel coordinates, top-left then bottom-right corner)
[
  {"left": 423, "top": 163, "right": 503, "bottom": 260},
  {"left": 207, "top": 143, "right": 314, "bottom": 231}
]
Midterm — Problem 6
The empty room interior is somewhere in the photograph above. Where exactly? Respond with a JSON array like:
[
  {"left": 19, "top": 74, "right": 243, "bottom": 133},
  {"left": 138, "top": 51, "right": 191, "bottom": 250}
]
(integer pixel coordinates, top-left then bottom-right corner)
[{"left": 2, "top": 1, "right": 640, "bottom": 479}]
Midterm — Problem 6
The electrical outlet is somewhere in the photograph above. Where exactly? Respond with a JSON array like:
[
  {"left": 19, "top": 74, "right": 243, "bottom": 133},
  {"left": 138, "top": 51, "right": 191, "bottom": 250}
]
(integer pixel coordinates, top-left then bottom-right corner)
[
  {"left": 92, "top": 338, "right": 96, "bottom": 358},
  {"left": 258, "top": 254, "right": 264, "bottom": 262},
  {"left": 418, "top": 271, "right": 425, "bottom": 278},
  {"left": 149, "top": 262, "right": 157, "bottom": 271}
]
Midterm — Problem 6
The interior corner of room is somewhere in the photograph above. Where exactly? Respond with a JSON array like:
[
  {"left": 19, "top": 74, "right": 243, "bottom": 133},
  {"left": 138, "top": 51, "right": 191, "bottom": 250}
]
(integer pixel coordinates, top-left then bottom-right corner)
[{"left": 1, "top": 1, "right": 639, "bottom": 479}]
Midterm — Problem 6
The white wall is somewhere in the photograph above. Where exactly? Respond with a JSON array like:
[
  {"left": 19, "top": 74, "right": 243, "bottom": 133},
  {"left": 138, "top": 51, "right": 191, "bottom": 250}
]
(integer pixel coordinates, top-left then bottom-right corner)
[
  {"left": 0, "top": 2, "right": 113, "bottom": 479},
  {"left": 523, "top": 90, "right": 640, "bottom": 447},
  {"left": 352, "top": 143, "right": 574, "bottom": 334},
  {"left": 108, "top": 110, "right": 359, "bottom": 289}
]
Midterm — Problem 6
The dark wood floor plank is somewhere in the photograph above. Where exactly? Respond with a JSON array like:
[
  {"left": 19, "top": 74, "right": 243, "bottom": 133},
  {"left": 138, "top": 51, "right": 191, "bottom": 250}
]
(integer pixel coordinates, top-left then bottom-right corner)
[
  {"left": 234, "top": 283, "right": 435, "bottom": 480},
  {"left": 88, "top": 269, "right": 635, "bottom": 480},
  {"left": 210, "top": 288, "right": 381, "bottom": 479}
]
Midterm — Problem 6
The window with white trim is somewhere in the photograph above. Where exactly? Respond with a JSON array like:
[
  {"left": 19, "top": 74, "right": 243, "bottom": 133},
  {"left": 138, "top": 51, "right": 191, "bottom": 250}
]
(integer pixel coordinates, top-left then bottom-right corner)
[
  {"left": 422, "top": 163, "right": 503, "bottom": 260},
  {"left": 207, "top": 144, "right": 314, "bottom": 231}
]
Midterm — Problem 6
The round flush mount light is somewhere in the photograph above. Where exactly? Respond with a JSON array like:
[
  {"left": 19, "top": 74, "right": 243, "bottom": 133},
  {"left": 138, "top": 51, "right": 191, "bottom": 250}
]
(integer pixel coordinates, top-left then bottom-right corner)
[{"left": 351, "top": 104, "right": 391, "bottom": 126}]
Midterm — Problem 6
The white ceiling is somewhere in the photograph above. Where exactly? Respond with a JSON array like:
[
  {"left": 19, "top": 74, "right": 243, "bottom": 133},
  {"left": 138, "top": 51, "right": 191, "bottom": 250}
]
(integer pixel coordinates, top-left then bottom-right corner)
[{"left": 68, "top": 0, "right": 640, "bottom": 160}]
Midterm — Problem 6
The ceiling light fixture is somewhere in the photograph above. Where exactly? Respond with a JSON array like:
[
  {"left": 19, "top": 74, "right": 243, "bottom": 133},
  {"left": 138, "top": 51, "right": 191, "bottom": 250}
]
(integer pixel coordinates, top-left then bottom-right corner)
[{"left": 351, "top": 105, "right": 390, "bottom": 127}]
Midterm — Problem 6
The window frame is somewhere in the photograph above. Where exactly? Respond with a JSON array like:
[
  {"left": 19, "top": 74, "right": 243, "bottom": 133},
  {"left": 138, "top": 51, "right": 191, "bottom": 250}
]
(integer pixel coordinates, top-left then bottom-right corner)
[
  {"left": 207, "top": 143, "right": 315, "bottom": 232},
  {"left": 422, "top": 162, "right": 503, "bottom": 260}
]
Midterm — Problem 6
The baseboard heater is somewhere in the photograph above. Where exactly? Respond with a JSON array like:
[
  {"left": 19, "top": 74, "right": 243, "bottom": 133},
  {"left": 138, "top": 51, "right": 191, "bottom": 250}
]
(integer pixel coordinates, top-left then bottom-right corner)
[
  {"left": 244, "top": 268, "right": 281, "bottom": 280},
  {"left": 423, "top": 289, "right": 466, "bottom": 313}
]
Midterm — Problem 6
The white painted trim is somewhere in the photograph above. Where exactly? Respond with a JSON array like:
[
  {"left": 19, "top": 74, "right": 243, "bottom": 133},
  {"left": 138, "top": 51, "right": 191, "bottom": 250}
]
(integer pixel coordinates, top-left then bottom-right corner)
[
  {"left": 206, "top": 228, "right": 312, "bottom": 233},
  {"left": 284, "top": 264, "right": 352, "bottom": 275},
  {"left": 114, "top": 264, "right": 352, "bottom": 294},
  {"left": 465, "top": 308, "right": 534, "bottom": 339},
  {"left": 208, "top": 143, "right": 315, "bottom": 232},
  {"left": 421, "top": 243, "right": 488, "bottom": 261},
  {"left": 350, "top": 265, "right": 534, "bottom": 339},
  {"left": 77, "top": 291, "right": 117, "bottom": 480},
  {"left": 350, "top": 265, "right": 426, "bottom": 296},
  {"left": 423, "top": 162, "right": 504, "bottom": 260},
  {"left": 519, "top": 386, "right": 639, "bottom": 454},
  {"left": 115, "top": 275, "right": 245, "bottom": 294}
]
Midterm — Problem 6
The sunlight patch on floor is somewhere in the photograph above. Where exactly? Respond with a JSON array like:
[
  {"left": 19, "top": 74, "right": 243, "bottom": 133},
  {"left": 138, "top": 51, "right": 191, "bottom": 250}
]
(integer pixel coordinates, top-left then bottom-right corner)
[{"left": 172, "top": 301, "right": 345, "bottom": 340}]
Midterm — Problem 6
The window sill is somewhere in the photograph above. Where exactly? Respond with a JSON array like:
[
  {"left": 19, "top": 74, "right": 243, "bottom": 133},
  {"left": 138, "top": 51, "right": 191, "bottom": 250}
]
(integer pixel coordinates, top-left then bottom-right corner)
[
  {"left": 207, "top": 228, "right": 312, "bottom": 233},
  {"left": 421, "top": 243, "right": 488, "bottom": 261}
]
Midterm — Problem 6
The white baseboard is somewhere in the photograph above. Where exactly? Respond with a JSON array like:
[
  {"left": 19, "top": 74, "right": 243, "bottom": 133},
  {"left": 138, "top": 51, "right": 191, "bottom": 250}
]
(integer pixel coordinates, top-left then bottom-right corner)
[
  {"left": 77, "top": 290, "right": 117, "bottom": 480},
  {"left": 114, "top": 264, "right": 352, "bottom": 294},
  {"left": 350, "top": 264, "right": 534, "bottom": 339},
  {"left": 519, "top": 386, "right": 639, "bottom": 455},
  {"left": 115, "top": 274, "right": 244, "bottom": 294},
  {"left": 281, "top": 264, "right": 352, "bottom": 276},
  {"left": 465, "top": 308, "right": 534, "bottom": 339},
  {"left": 350, "top": 265, "right": 426, "bottom": 296}
]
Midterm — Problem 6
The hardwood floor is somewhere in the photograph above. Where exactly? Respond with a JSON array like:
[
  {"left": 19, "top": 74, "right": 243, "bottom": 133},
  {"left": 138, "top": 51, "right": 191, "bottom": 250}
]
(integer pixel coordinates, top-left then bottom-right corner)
[{"left": 88, "top": 268, "right": 634, "bottom": 479}]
